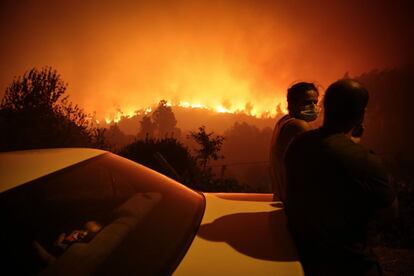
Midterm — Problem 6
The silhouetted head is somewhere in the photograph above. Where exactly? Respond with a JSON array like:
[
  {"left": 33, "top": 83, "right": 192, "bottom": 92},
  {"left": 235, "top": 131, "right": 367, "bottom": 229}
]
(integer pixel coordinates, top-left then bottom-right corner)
[
  {"left": 287, "top": 82, "right": 319, "bottom": 122},
  {"left": 323, "top": 79, "right": 369, "bottom": 133}
]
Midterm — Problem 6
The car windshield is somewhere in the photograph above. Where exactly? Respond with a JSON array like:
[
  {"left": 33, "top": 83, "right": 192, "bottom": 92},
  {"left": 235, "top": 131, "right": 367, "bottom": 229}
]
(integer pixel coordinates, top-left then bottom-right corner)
[{"left": 0, "top": 152, "right": 205, "bottom": 275}]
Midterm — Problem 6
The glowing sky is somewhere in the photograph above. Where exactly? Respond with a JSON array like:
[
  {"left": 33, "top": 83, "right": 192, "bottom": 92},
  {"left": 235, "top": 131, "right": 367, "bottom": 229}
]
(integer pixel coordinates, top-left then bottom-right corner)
[{"left": 0, "top": 0, "right": 412, "bottom": 121}]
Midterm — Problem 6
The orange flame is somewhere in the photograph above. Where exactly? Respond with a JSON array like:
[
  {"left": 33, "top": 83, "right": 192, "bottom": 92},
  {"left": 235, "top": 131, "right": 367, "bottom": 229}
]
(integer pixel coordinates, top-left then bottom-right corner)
[{"left": 103, "top": 99, "right": 287, "bottom": 124}]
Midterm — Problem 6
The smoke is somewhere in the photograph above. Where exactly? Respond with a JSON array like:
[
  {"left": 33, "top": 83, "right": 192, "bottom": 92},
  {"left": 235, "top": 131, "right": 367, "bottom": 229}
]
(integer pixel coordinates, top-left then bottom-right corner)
[{"left": 0, "top": 0, "right": 412, "bottom": 120}]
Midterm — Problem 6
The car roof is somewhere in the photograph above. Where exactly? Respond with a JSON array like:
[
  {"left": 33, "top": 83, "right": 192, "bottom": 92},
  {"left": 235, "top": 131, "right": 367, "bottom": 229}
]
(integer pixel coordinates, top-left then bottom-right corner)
[
  {"left": 175, "top": 193, "right": 304, "bottom": 275},
  {"left": 0, "top": 148, "right": 106, "bottom": 193}
]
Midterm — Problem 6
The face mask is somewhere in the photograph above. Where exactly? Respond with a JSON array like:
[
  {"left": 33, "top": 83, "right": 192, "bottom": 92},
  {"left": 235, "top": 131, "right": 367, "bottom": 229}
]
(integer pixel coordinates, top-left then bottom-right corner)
[{"left": 298, "top": 104, "right": 319, "bottom": 122}]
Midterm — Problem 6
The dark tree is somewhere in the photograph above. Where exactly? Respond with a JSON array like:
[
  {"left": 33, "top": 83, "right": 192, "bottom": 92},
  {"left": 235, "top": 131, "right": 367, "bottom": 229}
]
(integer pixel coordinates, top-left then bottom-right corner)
[
  {"left": 104, "top": 124, "right": 134, "bottom": 151},
  {"left": 91, "top": 127, "right": 110, "bottom": 150},
  {"left": 0, "top": 67, "right": 93, "bottom": 151},
  {"left": 189, "top": 125, "right": 225, "bottom": 169},
  {"left": 119, "top": 137, "right": 197, "bottom": 182},
  {"left": 119, "top": 136, "right": 245, "bottom": 192},
  {"left": 151, "top": 100, "right": 179, "bottom": 138},
  {"left": 138, "top": 115, "right": 156, "bottom": 139}
]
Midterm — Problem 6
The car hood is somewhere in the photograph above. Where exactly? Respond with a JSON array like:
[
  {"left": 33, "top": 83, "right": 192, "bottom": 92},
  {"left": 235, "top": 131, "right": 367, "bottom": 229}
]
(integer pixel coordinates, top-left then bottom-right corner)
[{"left": 174, "top": 193, "right": 304, "bottom": 275}]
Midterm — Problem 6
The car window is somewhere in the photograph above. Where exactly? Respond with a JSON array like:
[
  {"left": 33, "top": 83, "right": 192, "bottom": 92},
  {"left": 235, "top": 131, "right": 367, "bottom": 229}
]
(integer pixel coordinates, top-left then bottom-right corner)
[{"left": 0, "top": 152, "right": 205, "bottom": 275}]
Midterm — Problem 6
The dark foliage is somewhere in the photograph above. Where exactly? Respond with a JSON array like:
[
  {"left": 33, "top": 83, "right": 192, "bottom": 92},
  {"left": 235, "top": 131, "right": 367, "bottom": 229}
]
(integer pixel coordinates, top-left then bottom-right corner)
[
  {"left": 118, "top": 136, "right": 247, "bottom": 192},
  {"left": 104, "top": 124, "right": 135, "bottom": 151},
  {"left": 188, "top": 126, "right": 225, "bottom": 169},
  {"left": 357, "top": 65, "right": 414, "bottom": 158},
  {"left": 355, "top": 65, "right": 414, "bottom": 249},
  {"left": 91, "top": 127, "right": 110, "bottom": 150},
  {"left": 137, "top": 115, "right": 155, "bottom": 139},
  {"left": 152, "top": 100, "right": 178, "bottom": 138},
  {"left": 0, "top": 67, "right": 95, "bottom": 151},
  {"left": 137, "top": 100, "right": 181, "bottom": 139},
  {"left": 119, "top": 137, "right": 195, "bottom": 180}
]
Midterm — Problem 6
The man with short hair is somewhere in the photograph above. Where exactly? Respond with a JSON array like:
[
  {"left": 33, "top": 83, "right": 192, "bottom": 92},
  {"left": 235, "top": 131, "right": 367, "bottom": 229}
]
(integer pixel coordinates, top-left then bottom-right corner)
[
  {"left": 270, "top": 82, "right": 319, "bottom": 203},
  {"left": 285, "top": 79, "right": 397, "bottom": 275}
]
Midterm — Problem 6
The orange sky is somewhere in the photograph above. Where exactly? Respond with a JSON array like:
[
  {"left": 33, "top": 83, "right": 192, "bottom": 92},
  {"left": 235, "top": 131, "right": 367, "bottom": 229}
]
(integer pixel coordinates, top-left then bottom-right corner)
[{"left": 0, "top": 0, "right": 412, "bottom": 121}]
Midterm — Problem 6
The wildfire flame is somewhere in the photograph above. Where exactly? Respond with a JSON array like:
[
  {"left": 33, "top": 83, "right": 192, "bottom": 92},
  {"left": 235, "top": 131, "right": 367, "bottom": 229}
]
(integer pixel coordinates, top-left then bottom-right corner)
[{"left": 102, "top": 99, "right": 288, "bottom": 124}]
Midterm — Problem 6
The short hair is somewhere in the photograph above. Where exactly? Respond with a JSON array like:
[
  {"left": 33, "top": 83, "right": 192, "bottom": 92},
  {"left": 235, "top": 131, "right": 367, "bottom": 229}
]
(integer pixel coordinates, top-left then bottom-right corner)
[
  {"left": 287, "top": 82, "right": 318, "bottom": 112},
  {"left": 323, "top": 79, "right": 369, "bottom": 131}
]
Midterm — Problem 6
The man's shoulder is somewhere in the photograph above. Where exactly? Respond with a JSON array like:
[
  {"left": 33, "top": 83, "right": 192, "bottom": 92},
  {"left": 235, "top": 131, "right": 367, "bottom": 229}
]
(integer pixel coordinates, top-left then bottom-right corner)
[
  {"left": 284, "top": 128, "right": 321, "bottom": 160},
  {"left": 288, "top": 129, "right": 383, "bottom": 166},
  {"left": 324, "top": 135, "right": 385, "bottom": 174},
  {"left": 288, "top": 127, "right": 321, "bottom": 146},
  {"left": 281, "top": 118, "right": 311, "bottom": 137},
  {"left": 324, "top": 134, "right": 371, "bottom": 158},
  {"left": 285, "top": 118, "right": 310, "bottom": 130}
]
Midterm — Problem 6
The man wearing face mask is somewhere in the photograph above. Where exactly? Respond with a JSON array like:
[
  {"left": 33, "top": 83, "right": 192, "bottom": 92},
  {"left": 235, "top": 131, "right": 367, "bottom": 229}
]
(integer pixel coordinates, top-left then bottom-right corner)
[
  {"left": 270, "top": 82, "right": 319, "bottom": 203},
  {"left": 285, "top": 79, "right": 397, "bottom": 275}
]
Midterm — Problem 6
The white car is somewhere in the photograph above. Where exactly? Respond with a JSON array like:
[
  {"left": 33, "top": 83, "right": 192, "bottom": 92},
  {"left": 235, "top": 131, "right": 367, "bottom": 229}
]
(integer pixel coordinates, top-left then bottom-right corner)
[{"left": 0, "top": 148, "right": 303, "bottom": 275}]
